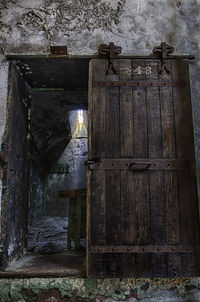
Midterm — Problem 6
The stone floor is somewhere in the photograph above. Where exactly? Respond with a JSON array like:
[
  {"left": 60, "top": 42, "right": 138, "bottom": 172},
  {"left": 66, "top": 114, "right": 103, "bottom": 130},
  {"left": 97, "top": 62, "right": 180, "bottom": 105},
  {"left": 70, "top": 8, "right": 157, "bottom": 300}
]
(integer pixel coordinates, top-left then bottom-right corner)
[{"left": 0, "top": 252, "right": 85, "bottom": 278}]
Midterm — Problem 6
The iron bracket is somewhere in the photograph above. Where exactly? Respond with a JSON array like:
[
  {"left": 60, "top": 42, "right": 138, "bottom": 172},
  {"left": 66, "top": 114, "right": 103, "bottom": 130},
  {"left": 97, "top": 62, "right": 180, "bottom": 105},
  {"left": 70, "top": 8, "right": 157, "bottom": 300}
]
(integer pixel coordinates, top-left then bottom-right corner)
[
  {"left": 86, "top": 158, "right": 187, "bottom": 171},
  {"left": 98, "top": 42, "right": 122, "bottom": 75},
  {"left": 93, "top": 80, "right": 182, "bottom": 87},
  {"left": 50, "top": 46, "right": 68, "bottom": 56},
  {"left": 91, "top": 245, "right": 199, "bottom": 254},
  {"left": 152, "top": 42, "right": 174, "bottom": 75}
]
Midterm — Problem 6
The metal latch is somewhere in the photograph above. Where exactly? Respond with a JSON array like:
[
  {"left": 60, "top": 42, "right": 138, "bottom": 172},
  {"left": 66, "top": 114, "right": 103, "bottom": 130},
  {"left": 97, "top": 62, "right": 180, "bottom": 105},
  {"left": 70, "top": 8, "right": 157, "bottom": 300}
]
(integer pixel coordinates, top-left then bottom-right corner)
[{"left": 85, "top": 158, "right": 102, "bottom": 169}]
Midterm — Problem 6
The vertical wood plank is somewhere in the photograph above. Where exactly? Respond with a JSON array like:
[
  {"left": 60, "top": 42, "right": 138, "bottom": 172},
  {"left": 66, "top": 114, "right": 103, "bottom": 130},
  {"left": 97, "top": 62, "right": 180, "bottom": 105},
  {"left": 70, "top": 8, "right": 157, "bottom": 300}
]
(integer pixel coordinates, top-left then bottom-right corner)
[
  {"left": 172, "top": 60, "right": 198, "bottom": 243},
  {"left": 105, "top": 60, "right": 121, "bottom": 277},
  {"left": 119, "top": 59, "right": 136, "bottom": 277},
  {"left": 160, "top": 61, "right": 180, "bottom": 243},
  {"left": 146, "top": 60, "right": 166, "bottom": 276},
  {"left": 87, "top": 59, "right": 106, "bottom": 277},
  {"left": 132, "top": 60, "right": 150, "bottom": 277},
  {"left": 88, "top": 57, "right": 199, "bottom": 278},
  {"left": 159, "top": 60, "right": 181, "bottom": 276},
  {"left": 172, "top": 60, "right": 199, "bottom": 275}
]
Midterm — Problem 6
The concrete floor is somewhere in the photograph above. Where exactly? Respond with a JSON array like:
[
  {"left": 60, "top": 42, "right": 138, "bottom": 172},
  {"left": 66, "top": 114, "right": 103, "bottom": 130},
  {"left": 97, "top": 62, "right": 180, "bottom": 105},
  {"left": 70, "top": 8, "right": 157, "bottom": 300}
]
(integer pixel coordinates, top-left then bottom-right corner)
[{"left": 0, "top": 252, "right": 85, "bottom": 278}]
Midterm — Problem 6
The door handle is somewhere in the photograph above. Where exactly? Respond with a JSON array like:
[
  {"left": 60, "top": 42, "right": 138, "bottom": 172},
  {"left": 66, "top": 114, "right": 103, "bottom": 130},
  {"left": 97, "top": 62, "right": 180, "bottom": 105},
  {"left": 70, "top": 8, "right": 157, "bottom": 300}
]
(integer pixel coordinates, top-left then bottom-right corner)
[{"left": 129, "top": 162, "right": 151, "bottom": 171}]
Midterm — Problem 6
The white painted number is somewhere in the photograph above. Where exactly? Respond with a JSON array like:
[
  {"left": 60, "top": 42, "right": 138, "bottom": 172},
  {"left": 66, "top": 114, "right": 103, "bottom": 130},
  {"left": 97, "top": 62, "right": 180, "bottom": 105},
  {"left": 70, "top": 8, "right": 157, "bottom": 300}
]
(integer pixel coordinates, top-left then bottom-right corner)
[{"left": 133, "top": 66, "right": 152, "bottom": 75}]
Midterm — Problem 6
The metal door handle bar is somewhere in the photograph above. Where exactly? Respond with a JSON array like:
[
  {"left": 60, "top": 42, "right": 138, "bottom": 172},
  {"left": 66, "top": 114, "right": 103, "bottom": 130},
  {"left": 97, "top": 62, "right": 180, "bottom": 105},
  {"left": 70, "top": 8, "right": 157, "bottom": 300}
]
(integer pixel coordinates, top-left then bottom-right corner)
[{"left": 86, "top": 158, "right": 187, "bottom": 170}]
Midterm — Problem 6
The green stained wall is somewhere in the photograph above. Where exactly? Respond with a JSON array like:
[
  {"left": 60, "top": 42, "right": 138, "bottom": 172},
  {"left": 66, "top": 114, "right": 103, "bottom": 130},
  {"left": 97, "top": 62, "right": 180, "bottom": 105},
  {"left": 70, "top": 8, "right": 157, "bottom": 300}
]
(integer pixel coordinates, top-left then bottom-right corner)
[{"left": 1, "top": 277, "right": 200, "bottom": 302}]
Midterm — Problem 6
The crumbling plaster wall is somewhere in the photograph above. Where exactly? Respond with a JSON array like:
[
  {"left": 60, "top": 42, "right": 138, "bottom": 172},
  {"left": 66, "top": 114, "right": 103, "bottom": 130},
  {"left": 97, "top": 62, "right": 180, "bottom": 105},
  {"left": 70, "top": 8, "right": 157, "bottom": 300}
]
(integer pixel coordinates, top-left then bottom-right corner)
[
  {"left": 0, "top": 1, "right": 200, "bottom": 301},
  {"left": 0, "top": 0, "right": 200, "bottom": 175}
]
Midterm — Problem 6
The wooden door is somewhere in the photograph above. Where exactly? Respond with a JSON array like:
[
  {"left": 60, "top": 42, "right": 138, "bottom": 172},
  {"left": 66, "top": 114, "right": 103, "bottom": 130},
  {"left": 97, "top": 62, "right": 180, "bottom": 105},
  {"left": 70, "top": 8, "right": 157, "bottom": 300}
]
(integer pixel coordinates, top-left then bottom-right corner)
[{"left": 87, "top": 58, "right": 200, "bottom": 278}]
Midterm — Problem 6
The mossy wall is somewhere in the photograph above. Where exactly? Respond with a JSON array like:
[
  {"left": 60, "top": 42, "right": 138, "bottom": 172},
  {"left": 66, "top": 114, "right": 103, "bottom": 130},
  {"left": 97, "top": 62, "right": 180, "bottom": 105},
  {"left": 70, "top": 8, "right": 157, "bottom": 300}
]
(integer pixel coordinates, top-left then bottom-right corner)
[
  {"left": 1, "top": 277, "right": 200, "bottom": 302},
  {"left": 0, "top": 1, "right": 200, "bottom": 301}
]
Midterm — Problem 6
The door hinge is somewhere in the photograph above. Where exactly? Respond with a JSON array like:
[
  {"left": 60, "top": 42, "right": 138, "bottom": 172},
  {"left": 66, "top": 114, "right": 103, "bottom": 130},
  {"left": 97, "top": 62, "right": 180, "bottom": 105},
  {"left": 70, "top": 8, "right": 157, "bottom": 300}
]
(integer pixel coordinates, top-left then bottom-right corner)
[
  {"left": 152, "top": 42, "right": 174, "bottom": 75},
  {"left": 98, "top": 42, "right": 122, "bottom": 75}
]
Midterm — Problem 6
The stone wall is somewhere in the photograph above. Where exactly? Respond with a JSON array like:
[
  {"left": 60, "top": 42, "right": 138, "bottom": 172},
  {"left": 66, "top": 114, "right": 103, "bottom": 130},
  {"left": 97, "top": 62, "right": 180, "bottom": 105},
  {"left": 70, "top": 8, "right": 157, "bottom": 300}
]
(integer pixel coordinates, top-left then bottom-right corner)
[
  {"left": 0, "top": 0, "right": 200, "bottom": 301},
  {"left": 0, "top": 0, "right": 200, "bottom": 201},
  {"left": 1, "top": 277, "right": 200, "bottom": 302}
]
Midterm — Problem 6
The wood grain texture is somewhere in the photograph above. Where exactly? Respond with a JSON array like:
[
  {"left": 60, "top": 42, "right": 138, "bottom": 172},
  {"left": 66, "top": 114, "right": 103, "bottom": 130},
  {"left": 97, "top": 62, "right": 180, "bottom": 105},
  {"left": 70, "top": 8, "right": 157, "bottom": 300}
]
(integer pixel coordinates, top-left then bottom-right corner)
[
  {"left": 87, "top": 58, "right": 199, "bottom": 278},
  {"left": 87, "top": 59, "right": 106, "bottom": 277},
  {"left": 105, "top": 60, "right": 121, "bottom": 277},
  {"left": 159, "top": 60, "right": 182, "bottom": 276},
  {"left": 119, "top": 59, "right": 135, "bottom": 277},
  {"left": 172, "top": 60, "right": 199, "bottom": 275}
]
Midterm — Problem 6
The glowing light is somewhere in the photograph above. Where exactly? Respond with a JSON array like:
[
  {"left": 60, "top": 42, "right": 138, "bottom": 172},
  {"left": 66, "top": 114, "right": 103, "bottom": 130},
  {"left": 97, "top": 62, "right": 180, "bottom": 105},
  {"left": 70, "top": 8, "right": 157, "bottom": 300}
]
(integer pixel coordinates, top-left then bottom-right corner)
[{"left": 78, "top": 110, "right": 84, "bottom": 124}]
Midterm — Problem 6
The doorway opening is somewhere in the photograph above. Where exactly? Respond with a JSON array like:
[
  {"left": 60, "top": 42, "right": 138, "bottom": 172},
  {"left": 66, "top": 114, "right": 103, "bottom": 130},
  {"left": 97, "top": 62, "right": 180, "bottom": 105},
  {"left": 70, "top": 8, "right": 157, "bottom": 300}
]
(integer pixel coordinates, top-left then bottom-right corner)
[{"left": 1, "top": 58, "right": 89, "bottom": 277}]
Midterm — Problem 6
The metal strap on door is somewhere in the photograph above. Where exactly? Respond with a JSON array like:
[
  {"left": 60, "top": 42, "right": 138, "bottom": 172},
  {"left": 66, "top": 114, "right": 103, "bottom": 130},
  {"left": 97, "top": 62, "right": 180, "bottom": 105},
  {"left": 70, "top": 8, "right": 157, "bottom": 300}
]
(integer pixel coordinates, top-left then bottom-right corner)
[
  {"left": 86, "top": 158, "right": 188, "bottom": 171},
  {"left": 93, "top": 80, "right": 183, "bottom": 87},
  {"left": 90, "top": 245, "right": 199, "bottom": 254}
]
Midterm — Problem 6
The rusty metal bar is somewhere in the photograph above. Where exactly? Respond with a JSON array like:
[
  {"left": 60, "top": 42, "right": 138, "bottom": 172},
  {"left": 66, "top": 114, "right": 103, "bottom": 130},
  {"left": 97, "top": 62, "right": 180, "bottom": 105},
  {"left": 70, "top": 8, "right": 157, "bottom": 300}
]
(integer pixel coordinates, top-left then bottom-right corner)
[
  {"left": 93, "top": 80, "right": 183, "bottom": 87},
  {"left": 90, "top": 245, "right": 199, "bottom": 254},
  {"left": 87, "top": 159, "right": 187, "bottom": 170}
]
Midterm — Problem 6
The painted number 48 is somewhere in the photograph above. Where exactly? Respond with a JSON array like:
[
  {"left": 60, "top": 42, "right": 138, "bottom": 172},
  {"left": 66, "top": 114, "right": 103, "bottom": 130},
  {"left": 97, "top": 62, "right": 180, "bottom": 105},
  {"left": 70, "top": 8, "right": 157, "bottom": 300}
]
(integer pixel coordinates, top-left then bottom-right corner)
[{"left": 133, "top": 66, "right": 152, "bottom": 75}]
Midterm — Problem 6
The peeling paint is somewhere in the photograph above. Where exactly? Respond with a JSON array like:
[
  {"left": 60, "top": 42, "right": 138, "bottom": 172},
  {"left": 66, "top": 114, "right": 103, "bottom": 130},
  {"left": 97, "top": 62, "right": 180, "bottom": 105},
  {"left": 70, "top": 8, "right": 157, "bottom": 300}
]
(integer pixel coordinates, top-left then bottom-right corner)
[{"left": 0, "top": 1, "right": 200, "bottom": 301}]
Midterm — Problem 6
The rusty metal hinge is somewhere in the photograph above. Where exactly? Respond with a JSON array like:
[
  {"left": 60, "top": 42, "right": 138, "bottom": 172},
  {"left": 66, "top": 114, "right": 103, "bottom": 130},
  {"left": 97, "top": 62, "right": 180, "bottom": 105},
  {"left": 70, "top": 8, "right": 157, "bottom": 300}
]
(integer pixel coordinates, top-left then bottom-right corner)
[
  {"left": 91, "top": 245, "right": 199, "bottom": 254},
  {"left": 98, "top": 42, "right": 122, "bottom": 75},
  {"left": 152, "top": 42, "right": 174, "bottom": 75},
  {"left": 50, "top": 46, "right": 68, "bottom": 56}
]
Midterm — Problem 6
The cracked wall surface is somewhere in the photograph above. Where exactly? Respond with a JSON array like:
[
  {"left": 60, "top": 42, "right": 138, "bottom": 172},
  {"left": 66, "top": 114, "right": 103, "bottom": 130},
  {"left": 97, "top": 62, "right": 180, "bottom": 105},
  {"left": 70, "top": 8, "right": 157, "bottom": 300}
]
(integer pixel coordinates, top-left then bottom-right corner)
[
  {"left": 0, "top": 0, "right": 200, "bottom": 300},
  {"left": 1, "top": 277, "right": 200, "bottom": 302}
]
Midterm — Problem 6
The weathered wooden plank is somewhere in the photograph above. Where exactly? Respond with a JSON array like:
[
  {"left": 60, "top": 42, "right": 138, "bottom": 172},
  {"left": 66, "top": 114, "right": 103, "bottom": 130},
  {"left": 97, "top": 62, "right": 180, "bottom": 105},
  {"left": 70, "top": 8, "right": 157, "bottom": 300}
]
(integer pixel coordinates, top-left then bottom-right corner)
[
  {"left": 146, "top": 60, "right": 166, "bottom": 276},
  {"left": 88, "top": 57, "right": 199, "bottom": 278},
  {"left": 118, "top": 59, "right": 135, "bottom": 277},
  {"left": 168, "top": 253, "right": 182, "bottom": 277},
  {"left": 172, "top": 60, "right": 199, "bottom": 275},
  {"left": 87, "top": 59, "right": 106, "bottom": 277},
  {"left": 105, "top": 60, "right": 121, "bottom": 277},
  {"left": 159, "top": 60, "right": 182, "bottom": 276},
  {"left": 132, "top": 60, "right": 150, "bottom": 276},
  {"left": 181, "top": 253, "right": 198, "bottom": 277},
  {"left": 172, "top": 60, "right": 199, "bottom": 244}
]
